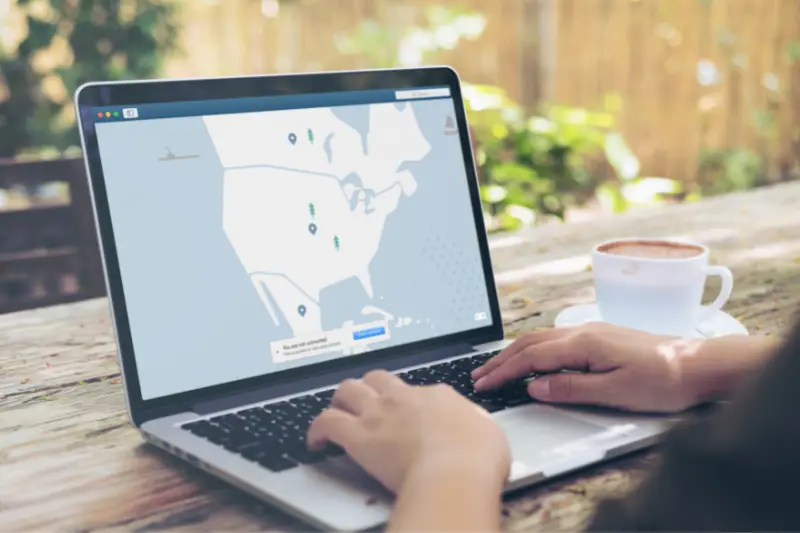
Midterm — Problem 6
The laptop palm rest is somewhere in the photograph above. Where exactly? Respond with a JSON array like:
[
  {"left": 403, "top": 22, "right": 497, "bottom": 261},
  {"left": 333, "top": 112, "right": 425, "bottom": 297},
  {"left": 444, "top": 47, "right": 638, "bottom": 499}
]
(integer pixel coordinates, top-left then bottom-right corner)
[{"left": 494, "top": 404, "right": 608, "bottom": 478}]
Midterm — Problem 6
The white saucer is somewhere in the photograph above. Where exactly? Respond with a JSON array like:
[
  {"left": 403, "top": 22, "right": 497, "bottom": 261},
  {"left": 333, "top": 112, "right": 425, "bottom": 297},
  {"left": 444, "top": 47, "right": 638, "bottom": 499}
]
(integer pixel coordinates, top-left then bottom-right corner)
[{"left": 554, "top": 304, "right": 749, "bottom": 339}]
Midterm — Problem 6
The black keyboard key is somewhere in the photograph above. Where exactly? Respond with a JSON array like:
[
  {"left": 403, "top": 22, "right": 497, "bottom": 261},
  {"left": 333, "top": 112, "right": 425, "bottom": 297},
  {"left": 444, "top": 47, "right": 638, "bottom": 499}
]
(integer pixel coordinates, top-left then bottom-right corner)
[
  {"left": 293, "top": 410, "right": 315, "bottom": 424},
  {"left": 211, "top": 413, "right": 251, "bottom": 434},
  {"left": 496, "top": 381, "right": 534, "bottom": 406},
  {"left": 239, "top": 445, "right": 271, "bottom": 462},
  {"left": 430, "top": 361, "right": 454, "bottom": 372},
  {"left": 232, "top": 440, "right": 264, "bottom": 457},
  {"left": 292, "top": 406, "right": 320, "bottom": 420},
  {"left": 474, "top": 380, "right": 533, "bottom": 408},
  {"left": 243, "top": 409, "right": 279, "bottom": 426},
  {"left": 201, "top": 428, "right": 235, "bottom": 447},
  {"left": 183, "top": 420, "right": 216, "bottom": 437},
  {"left": 266, "top": 401, "right": 295, "bottom": 416},
  {"left": 324, "top": 443, "right": 346, "bottom": 457},
  {"left": 251, "top": 427, "right": 282, "bottom": 441},
  {"left": 475, "top": 400, "right": 506, "bottom": 413},
  {"left": 192, "top": 420, "right": 231, "bottom": 442},
  {"left": 290, "top": 396, "right": 325, "bottom": 411},
  {"left": 315, "top": 390, "right": 335, "bottom": 402},
  {"left": 410, "top": 369, "right": 440, "bottom": 385},
  {"left": 258, "top": 406, "right": 286, "bottom": 422},
  {"left": 398, "top": 372, "right": 416, "bottom": 385},
  {"left": 290, "top": 405, "right": 316, "bottom": 419},
  {"left": 257, "top": 454, "right": 298, "bottom": 472},
  {"left": 451, "top": 382, "right": 475, "bottom": 396},
  {"left": 459, "top": 356, "right": 490, "bottom": 370},
  {"left": 227, "top": 434, "right": 264, "bottom": 453},
  {"left": 270, "top": 410, "right": 300, "bottom": 425},
  {"left": 287, "top": 446, "right": 327, "bottom": 464},
  {"left": 183, "top": 421, "right": 237, "bottom": 447},
  {"left": 405, "top": 371, "right": 428, "bottom": 385}
]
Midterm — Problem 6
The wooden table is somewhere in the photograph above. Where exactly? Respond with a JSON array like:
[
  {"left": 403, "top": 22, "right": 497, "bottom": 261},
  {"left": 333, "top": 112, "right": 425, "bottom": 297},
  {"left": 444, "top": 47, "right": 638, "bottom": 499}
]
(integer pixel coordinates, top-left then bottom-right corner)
[{"left": 3, "top": 183, "right": 800, "bottom": 532}]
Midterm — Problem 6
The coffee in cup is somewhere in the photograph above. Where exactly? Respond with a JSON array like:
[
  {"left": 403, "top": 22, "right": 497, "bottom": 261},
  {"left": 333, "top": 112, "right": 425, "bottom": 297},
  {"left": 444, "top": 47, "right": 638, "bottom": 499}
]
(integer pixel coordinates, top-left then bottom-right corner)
[
  {"left": 598, "top": 240, "right": 704, "bottom": 259},
  {"left": 592, "top": 238, "right": 733, "bottom": 336}
]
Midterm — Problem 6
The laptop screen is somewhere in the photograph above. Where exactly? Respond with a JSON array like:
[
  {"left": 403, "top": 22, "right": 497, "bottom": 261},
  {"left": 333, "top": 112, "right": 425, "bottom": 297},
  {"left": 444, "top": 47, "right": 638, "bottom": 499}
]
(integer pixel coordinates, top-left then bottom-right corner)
[{"left": 93, "top": 85, "right": 493, "bottom": 400}]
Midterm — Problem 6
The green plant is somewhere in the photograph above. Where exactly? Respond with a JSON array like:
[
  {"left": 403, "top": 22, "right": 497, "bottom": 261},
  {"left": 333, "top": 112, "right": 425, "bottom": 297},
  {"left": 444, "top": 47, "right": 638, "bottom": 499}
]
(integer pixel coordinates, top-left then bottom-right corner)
[
  {"left": 466, "top": 84, "right": 655, "bottom": 230},
  {"left": 0, "top": 0, "right": 180, "bottom": 158},
  {"left": 697, "top": 148, "right": 763, "bottom": 196}
]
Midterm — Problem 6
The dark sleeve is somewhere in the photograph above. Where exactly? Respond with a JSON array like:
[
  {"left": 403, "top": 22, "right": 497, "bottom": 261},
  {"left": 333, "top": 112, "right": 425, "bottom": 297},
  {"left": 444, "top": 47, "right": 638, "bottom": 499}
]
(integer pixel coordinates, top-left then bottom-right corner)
[{"left": 588, "top": 320, "right": 800, "bottom": 532}]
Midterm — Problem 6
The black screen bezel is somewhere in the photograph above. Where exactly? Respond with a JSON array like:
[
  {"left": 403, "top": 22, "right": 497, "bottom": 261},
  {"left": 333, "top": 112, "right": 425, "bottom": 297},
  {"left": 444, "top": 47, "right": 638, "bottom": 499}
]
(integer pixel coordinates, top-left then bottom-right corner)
[{"left": 76, "top": 67, "right": 503, "bottom": 425}]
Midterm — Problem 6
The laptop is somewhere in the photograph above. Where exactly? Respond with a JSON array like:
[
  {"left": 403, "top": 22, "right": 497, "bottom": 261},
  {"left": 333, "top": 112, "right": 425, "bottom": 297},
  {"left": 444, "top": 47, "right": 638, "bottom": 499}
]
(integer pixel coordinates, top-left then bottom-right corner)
[{"left": 76, "top": 67, "right": 670, "bottom": 531}]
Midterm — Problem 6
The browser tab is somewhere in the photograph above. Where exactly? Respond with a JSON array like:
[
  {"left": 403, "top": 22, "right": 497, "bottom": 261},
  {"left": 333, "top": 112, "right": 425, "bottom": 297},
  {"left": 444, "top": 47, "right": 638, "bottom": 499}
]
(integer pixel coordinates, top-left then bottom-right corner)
[{"left": 395, "top": 88, "right": 451, "bottom": 100}]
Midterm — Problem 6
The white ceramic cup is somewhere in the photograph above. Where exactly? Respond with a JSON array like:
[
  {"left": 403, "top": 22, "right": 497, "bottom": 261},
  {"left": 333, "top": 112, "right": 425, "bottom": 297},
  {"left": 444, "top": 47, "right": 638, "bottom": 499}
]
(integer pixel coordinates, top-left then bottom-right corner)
[{"left": 592, "top": 238, "right": 734, "bottom": 337}]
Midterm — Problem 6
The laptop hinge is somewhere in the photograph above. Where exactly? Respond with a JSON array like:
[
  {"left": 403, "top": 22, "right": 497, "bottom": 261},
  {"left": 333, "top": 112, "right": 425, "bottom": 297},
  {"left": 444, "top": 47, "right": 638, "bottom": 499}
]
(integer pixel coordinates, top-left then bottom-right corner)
[{"left": 191, "top": 342, "right": 474, "bottom": 415}]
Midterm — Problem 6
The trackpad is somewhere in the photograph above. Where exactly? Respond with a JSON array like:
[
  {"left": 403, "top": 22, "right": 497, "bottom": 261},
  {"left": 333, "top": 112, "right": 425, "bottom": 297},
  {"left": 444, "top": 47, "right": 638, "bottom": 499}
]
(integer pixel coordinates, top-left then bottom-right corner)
[{"left": 495, "top": 405, "right": 606, "bottom": 464}]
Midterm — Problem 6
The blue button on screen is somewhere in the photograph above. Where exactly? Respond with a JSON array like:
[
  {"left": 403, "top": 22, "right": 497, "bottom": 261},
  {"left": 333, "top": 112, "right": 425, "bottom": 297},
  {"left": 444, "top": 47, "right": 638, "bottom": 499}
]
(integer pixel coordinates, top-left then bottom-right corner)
[{"left": 353, "top": 326, "right": 385, "bottom": 341}]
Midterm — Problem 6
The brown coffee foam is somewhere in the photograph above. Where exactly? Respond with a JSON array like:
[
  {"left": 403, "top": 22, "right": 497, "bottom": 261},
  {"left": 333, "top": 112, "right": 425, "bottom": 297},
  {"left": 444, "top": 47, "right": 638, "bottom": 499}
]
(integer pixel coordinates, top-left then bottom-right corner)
[{"left": 598, "top": 240, "right": 703, "bottom": 259}]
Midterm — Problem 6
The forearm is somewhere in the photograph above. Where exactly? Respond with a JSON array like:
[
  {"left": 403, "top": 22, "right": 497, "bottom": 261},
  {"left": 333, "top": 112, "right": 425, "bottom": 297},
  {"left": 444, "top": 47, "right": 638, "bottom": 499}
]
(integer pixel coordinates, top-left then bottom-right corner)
[
  {"left": 590, "top": 323, "right": 800, "bottom": 531},
  {"left": 389, "top": 459, "right": 505, "bottom": 533},
  {"left": 679, "top": 334, "right": 778, "bottom": 405}
]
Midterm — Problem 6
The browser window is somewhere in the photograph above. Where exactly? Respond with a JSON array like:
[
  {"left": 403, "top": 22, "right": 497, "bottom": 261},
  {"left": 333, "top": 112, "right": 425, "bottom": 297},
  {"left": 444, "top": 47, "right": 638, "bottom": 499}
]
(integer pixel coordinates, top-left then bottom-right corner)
[{"left": 93, "top": 87, "right": 492, "bottom": 400}]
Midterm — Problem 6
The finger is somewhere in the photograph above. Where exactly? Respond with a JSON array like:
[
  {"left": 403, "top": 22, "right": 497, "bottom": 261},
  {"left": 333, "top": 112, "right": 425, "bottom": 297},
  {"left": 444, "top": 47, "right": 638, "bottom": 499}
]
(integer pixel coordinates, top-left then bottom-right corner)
[
  {"left": 472, "top": 329, "right": 564, "bottom": 379},
  {"left": 307, "top": 408, "right": 362, "bottom": 450},
  {"left": 362, "top": 369, "right": 407, "bottom": 394},
  {"left": 528, "top": 373, "right": 614, "bottom": 407},
  {"left": 331, "top": 379, "right": 378, "bottom": 415},
  {"left": 474, "top": 338, "right": 586, "bottom": 391}
]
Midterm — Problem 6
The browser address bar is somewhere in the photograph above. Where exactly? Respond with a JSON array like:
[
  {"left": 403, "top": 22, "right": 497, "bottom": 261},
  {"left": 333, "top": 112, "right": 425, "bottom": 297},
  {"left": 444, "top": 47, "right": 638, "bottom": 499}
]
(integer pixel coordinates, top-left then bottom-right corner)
[{"left": 395, "top": 88, "right": 451, "bottom": 100}]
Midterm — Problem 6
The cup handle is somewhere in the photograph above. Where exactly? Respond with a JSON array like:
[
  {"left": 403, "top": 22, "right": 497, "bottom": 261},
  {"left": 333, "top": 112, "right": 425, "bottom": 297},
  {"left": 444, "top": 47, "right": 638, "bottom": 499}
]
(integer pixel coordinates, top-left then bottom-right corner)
[{"left": 699, "top": 265, "right": 734, "bottom": 323}]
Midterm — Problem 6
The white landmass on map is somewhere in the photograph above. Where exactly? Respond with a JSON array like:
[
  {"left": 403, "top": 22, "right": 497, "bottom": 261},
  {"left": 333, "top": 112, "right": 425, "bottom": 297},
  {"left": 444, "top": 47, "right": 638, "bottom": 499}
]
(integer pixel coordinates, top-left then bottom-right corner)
[{"left": 203, "top": 103, "right": 430, "bottom": 336}]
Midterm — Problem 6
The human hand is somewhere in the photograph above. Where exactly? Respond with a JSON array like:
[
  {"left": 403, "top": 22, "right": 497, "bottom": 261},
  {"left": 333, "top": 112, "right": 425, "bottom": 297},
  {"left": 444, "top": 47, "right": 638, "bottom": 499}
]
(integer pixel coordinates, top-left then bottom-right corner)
[
  {"left": 307, "top": 370, "right": 511, "bottom": 492},
  {"left": 472, "top": 323, "right": 700, "bottom": 412}
]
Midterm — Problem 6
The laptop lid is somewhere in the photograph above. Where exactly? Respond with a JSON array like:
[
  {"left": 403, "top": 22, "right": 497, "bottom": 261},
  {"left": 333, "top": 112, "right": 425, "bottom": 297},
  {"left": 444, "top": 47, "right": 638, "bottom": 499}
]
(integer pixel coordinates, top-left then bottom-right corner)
[{"left": 76, "top": 67, "right": 503, "bottom": 425}]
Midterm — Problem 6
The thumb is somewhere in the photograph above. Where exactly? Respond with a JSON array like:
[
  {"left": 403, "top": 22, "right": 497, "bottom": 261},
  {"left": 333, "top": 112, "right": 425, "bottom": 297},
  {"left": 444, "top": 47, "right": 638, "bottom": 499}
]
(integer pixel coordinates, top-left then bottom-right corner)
[{"left": 528, "top": 373, "right": 613, "bottom": 406}]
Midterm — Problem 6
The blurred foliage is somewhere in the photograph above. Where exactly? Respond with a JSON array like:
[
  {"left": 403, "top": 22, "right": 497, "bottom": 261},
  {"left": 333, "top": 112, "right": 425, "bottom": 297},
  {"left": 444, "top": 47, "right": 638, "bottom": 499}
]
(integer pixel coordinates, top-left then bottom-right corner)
[
  {"left": 0, "top": 0, "right": 180, "bottom": 158},
  {"left": 466, "top": 85, "right": 609, "bottom": 228},
  {"left": 335, "top": 5, "right": 485, "bottom": 69},
  {"left": 465, "top": 84, "right": 684, "bottom": 230},
  {"left": 697, "top": 148, "right": 763, "bottom": 196}
]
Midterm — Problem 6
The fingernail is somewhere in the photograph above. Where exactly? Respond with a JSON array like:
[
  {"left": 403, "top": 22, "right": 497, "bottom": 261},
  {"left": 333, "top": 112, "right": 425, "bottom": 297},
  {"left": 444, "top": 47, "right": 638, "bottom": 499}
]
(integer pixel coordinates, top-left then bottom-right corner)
[
  {"left": 473, "top": 377, "right": 486, "bottom": 390},
  {"left": 471, "top": 368, "right": 483, "bottom": 379},
  {"left": 529, "top": 379, "right": 550, "bottom": 400}
]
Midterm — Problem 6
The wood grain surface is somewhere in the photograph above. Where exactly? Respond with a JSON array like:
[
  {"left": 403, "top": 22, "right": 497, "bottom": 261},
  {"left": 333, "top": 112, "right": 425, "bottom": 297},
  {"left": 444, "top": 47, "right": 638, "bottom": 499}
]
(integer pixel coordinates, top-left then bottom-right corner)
[{"left": 2, "top": 183, "right": 800, "bottom": 532}]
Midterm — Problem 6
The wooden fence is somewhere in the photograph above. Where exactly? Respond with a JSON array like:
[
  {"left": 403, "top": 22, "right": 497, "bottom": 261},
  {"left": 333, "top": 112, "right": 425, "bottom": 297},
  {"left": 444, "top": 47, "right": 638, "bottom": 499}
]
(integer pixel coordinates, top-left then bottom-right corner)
[
  {"left": 165, "top": 0, "right": 800, "bottom": 182},
  {"left": 554, "top": 0, "right": 800, "bottom": 183},
  {"left": 0, "top": 159, "right": 104, "bottom": 314}
]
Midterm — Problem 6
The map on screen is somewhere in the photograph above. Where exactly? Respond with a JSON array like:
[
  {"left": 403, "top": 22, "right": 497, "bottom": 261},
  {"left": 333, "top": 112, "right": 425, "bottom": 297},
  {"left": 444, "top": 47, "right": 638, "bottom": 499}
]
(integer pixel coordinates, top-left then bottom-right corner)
[
  {"left": 205, "top": 103, "right": 432, "bottom": 363},
  {"left": 95, "top": 95, "right": 492, "bottom": 399}
]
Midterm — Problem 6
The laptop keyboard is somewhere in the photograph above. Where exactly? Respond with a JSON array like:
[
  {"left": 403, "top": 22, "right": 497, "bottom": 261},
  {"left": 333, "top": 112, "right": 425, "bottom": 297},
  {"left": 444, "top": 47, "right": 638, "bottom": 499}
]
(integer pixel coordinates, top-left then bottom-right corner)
[{"left": 181, "top": 350, "right": 533, "bottom": 472}]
